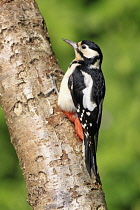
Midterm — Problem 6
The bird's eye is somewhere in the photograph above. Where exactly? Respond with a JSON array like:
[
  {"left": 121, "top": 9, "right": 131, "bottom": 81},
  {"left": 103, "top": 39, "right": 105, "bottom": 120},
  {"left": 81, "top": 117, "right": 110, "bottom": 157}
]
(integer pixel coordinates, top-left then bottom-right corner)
[{"left": 81, "top": 45, "right": 87, "bottom": 49}]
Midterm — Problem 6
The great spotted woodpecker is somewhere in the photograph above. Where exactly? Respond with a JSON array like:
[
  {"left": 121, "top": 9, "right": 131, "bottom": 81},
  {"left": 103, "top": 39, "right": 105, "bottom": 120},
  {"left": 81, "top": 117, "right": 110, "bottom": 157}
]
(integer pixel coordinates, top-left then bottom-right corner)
[{"left": 58, "top": 39, "right": 105, "bottom": 180}]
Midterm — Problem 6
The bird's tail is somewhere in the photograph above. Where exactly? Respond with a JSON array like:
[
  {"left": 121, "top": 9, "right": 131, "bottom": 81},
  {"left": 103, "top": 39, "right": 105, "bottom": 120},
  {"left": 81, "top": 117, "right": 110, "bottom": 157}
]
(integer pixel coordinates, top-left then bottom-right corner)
[{"left": 84, "top": 136, "right": 100, "bottom": 183}]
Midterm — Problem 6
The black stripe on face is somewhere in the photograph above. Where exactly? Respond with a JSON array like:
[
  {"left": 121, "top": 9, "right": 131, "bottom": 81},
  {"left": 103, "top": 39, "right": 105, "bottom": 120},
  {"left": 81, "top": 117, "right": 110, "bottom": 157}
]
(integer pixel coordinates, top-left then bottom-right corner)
[
  {"left": 77, "top": 48, "right": 84, "bottom": 58},
  {"left": 76, "top": 48, "right": 101, "bottom": 66}
]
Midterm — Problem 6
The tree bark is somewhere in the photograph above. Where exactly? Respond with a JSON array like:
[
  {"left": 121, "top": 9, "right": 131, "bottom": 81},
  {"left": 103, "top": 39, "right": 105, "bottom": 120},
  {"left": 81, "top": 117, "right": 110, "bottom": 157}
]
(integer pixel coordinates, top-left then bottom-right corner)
[{"left": 0, "top": 0, "right": 107, "bottom": 209}]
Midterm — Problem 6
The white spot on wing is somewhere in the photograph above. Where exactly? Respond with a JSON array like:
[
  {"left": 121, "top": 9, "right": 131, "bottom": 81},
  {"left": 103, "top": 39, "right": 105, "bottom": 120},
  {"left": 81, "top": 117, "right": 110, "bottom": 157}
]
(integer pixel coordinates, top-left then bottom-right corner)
[
  {"left": 81, "top": 71, "right": 97, "bottom": 111},
  {"left": 82, "top": 124, "right": 87, "bottom": 129},
  {"left": 85, "top": 132, "right": 89, "bottom": 138},
  {"left": 86, "top": 112, "right": 91, "bottom": 116},
  {"left": 70, "top": 83, "right": 73, "bottom": 90}
]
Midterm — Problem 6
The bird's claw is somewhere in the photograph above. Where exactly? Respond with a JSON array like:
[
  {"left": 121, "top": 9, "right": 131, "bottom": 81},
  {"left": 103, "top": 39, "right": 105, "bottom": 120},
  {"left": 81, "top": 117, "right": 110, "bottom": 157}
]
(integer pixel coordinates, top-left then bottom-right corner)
[{"left": 46, "top": 74, "right": 59, "bottom": 96}]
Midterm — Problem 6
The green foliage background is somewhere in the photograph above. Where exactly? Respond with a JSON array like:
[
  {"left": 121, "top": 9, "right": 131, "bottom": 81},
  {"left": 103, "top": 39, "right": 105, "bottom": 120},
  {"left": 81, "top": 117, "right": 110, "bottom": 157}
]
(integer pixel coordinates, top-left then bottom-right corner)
[{"left": 0, "top": 0, "right": 140, "bottom": 209}]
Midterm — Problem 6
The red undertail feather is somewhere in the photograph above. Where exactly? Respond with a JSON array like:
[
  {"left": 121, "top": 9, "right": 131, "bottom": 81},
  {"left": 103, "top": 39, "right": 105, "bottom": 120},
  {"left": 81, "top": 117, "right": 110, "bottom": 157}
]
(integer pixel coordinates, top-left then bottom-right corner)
[{"left": 63, "top": 111, "right": 84, "bottom": 140}]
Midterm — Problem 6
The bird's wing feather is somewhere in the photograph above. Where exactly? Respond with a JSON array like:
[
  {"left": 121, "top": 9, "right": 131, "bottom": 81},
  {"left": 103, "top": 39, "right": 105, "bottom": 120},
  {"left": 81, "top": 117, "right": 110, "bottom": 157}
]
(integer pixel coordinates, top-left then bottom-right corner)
[{"left": 68, "top": 68, "right": 85, "bottom": 107}]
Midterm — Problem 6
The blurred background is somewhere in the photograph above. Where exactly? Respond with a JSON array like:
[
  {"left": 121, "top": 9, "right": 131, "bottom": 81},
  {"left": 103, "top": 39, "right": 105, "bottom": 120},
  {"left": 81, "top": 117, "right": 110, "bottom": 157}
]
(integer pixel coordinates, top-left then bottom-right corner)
[{"left": 0, "top": 0, "right": 140, "bottom": 209}]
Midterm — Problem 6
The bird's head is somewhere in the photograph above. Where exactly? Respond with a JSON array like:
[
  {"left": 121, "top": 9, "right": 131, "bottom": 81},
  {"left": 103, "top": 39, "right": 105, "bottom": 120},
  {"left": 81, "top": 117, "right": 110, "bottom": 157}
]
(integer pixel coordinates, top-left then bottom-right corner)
[{"left": 63, "top": 39, "right": 103, "bottom": 68}]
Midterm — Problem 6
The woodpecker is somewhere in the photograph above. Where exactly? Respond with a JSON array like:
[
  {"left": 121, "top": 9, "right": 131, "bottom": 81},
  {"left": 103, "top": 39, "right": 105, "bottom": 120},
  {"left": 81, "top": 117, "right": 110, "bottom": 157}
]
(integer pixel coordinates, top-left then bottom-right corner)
[{"left": 58, "top": 39, "right": 105, "bottom": 181}]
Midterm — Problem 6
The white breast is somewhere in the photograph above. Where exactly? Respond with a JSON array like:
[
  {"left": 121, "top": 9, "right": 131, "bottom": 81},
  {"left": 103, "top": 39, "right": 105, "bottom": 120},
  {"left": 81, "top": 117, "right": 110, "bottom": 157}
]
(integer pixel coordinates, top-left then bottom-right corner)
[{"left": 58, "top": 62, "right": 80, "bottom": 112}]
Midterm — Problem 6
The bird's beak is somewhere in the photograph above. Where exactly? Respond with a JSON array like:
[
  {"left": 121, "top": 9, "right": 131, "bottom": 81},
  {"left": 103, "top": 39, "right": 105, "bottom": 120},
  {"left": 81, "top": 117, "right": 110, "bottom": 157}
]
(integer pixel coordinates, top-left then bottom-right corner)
[{"left": 62, "top": 39, "right": 77, "bottom": 49}]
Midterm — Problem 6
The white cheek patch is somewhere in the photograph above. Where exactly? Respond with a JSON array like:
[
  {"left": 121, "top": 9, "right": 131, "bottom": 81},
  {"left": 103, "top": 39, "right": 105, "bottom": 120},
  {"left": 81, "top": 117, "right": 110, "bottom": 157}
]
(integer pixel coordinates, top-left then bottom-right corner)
[
  {"left": 82, "top": 48, "right": 99, "bottom": 59},
  {"left": 81, "top": 71, "right": 97, "bottom": 111}
]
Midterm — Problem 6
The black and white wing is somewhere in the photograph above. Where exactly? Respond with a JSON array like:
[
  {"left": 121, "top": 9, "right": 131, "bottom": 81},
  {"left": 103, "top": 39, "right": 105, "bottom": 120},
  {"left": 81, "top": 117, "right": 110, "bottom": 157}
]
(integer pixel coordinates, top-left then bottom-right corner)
[{"left": 68, "top": 66, "right": 105, "bottom": 178}]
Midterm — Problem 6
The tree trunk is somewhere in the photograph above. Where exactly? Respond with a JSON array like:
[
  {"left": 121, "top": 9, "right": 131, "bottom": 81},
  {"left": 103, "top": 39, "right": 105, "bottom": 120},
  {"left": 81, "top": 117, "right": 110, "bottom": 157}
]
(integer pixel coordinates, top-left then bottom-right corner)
[{"left": 0, "top": 0, "right": 107, "bottom": 209}]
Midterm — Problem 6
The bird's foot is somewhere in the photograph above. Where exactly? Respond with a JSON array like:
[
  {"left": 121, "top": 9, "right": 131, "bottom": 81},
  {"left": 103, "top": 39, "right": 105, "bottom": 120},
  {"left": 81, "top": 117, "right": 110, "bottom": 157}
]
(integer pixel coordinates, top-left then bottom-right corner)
[{"left": 46, "top": 74, "right": 59, "bottom": 96}]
